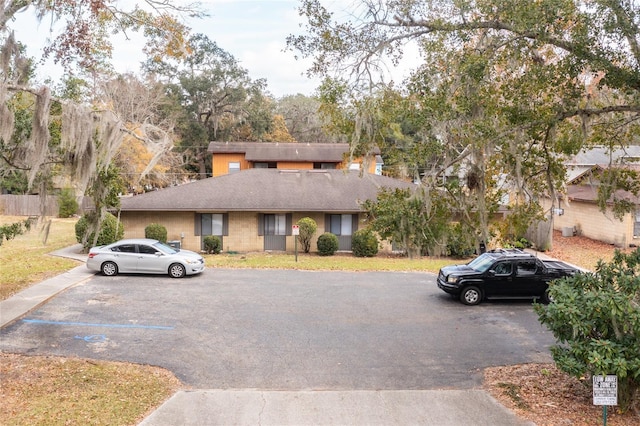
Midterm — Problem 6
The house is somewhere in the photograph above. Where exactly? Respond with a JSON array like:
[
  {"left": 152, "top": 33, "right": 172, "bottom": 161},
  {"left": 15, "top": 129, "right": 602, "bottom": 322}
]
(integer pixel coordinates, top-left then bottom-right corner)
[
  {"left": 549, "top": 146, "right": 640, "bottom": 247},
  {"left": 118, "top": 169, "right": 415, "bottom": 253},
  {"left": 208, "top": 142, "right": 383, "bottom": 176}
]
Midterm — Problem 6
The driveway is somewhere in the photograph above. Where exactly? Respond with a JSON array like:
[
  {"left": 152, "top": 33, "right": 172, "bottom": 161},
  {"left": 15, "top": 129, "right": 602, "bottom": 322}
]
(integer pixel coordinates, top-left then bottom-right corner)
[{"left": 0, "top": 268, "right": 554, "bottom": 390}]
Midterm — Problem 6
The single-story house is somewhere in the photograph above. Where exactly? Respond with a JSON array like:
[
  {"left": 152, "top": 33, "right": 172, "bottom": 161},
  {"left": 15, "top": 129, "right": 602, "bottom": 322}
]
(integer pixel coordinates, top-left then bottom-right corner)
[
  {"left": 547, "top": 146, "right": 640, "bottom": 247},
  {"left": 118, "top": 168, "right": 416, "bottom": 253}
]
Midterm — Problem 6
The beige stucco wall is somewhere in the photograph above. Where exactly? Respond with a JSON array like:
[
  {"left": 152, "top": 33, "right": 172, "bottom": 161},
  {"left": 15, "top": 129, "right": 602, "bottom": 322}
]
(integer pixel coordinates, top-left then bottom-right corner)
[
  {"left": 543, "top": 198, "right": 634, "bottom": 247},
  {"left": 119, "top": 210, "right": 392, "bottom": 254}
]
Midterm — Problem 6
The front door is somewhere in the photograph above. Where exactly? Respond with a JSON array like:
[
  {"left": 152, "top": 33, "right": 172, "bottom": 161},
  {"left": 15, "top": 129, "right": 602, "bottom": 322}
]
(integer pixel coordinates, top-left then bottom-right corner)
[{"left": 263, "top": 214, "right": 287, "bottom": 251}]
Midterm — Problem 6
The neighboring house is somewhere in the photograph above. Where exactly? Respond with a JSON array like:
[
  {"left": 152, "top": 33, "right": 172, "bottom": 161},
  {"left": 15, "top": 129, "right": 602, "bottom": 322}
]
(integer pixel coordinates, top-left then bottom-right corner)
[
  {"left": 208, "top": 142, "right": 383, "bottom": 176},
  {"left": 118, "top": 169, "right": 415, "bottom": 253},
  {"left": 549, "top": 146, "right": 640, "bottom": 248}
]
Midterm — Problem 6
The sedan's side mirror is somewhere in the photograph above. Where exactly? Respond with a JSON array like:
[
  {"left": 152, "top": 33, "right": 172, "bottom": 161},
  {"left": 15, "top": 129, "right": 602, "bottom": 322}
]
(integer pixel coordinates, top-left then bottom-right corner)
[{"left": 154, "top": 251, "right": 163, "bottom": 256}]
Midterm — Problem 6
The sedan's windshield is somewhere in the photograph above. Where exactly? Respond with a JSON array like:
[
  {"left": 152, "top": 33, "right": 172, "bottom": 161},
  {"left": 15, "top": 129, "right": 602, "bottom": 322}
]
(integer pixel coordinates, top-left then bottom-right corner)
[
  {"left": 153, "top": 242, "right": 178, "bottom": 255},
  {"left": 467, "top": 253, "right": 496, "bottom": 273}
]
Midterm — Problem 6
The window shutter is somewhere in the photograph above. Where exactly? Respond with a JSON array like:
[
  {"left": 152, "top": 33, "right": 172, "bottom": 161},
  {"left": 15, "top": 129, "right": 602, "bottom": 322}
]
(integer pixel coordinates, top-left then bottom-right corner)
[
  {"left": 286, "top": 213, "right": 292, "bottom": 235},
  {"left": 194, "top": 213, "right": 202, "bottom": 236},
  {"left": 325, "top": 214, "right": 330, "bottom": 232},
  {"left": 222, "top": 213, "right": 229, "bottom": 236},
  {"left": 352, "top": 214, "right": 359, "bottom": 232},
  {"left": 258, "top": 214, "right": 264, "bottom": 236}
]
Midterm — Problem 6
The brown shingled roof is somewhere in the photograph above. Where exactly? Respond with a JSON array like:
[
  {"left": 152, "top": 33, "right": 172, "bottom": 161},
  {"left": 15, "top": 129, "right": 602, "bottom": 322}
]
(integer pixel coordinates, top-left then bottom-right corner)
[
  {"left": 119, "top": 169, "right": 415, "bottom": 212},
  {"left": 207, "top": 142, "right": 380, "bottom": 162}
]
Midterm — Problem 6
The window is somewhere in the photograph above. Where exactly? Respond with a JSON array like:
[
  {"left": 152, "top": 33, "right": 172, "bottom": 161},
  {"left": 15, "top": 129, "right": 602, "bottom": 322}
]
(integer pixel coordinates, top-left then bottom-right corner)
[
  {"left": 493, "top": 262, "right": 512, "bottom": 275},
  {"left": 138, "top": 244, "right": 157, "bottom": 254},
  {"left": 516, "top": 261, "right": 537, "bottom": 276},
  {"left": 228, "top": 162, "right": 240, "bottom": 173},
  {"left": 113, "top": 244, "right": 135, "bottom": 253},
  {"left": 201, "top": 213, "right": 224, "bottom": 235},
  {"left": 313, "top": 162, "right": 336, "bottom": 169},
  {"left": 196, "top": 213, "right": 228, "bottom": 236},
  {"left": 635, "top": 208, "right": 640, "bottom": 238},
  {"left": 254, "top": 162, "right": 276, "bottom": 168},
  {"left": 264, "top": 214, "right": 287, "bottom": 235},
  {"left": 329, "top": 214, "right": 353, "bottom": 236}
]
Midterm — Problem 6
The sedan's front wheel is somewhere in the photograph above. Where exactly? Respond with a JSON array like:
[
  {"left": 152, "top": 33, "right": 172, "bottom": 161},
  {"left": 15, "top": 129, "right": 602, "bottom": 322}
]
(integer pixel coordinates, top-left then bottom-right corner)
[
  {"left": 101, "top": 261, "right": 118, "bottom": 276},
  {"left": 460, "top": 286, "right": 482, "bottom": 305},
  {"left": 169, "top": 263, "right": 186, "bottom": 278}
]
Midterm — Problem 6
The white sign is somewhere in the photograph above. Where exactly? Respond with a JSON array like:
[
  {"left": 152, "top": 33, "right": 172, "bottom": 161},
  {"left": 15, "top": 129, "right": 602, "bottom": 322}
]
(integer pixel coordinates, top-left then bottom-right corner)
[
  {"left": 292, "top": 225, "right": 299, "bottom": 236},
  {"left": 593, "top": 375, "right": 618, "bottom": 406}
]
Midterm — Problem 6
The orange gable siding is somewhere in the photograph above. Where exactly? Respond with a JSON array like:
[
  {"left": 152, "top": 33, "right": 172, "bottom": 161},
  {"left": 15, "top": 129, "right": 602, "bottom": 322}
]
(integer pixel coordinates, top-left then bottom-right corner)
[
  {"left": 276, "top": 161, "right": 314, "bottom": 170},
  {"left": 212, "top": 153, "right": 250, "bottom": 177}
]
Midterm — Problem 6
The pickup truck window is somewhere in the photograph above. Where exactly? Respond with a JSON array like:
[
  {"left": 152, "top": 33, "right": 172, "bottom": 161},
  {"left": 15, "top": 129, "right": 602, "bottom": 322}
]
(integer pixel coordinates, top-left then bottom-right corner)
[
  {"left": 493, "top": 262, "right": 512, "bottom": 275},
  {"left": 468, "top": 253, "right": 495, "bottom": 272},
  {"left": 516, "top": 261, "right": 537, "bottom": 276}
]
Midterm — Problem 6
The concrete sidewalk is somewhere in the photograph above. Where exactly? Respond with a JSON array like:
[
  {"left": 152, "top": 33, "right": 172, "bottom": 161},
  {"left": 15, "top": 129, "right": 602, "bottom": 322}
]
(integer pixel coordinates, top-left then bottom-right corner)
[
  {"left": 1, "top": 245, "right": 536, "bottom": 426},
  {"left": 0, "top": 244, "right": 91, "bottom": 328},
  {"left": 140, "top": 389, "right": 534, "bottom": 426}
]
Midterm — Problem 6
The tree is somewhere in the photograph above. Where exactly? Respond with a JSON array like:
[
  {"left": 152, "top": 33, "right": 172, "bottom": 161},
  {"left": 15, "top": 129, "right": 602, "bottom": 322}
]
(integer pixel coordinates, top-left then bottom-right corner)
[
  {"left": 361, "top": 187, "right": 451, "bottom": 258},
  {"left": 0, "top": 1, "right": 200, "bottom": 241},
  {"left": 535, "top": 249, "right": 640, "bottom": 413},
  {"left": 296, "top": 217, "right": 318, "bottom": 253},
  {"left": 276, "top": 94, "right": 338, "bottom": 143},
  {"left": 145, "top": 33, "right": 273, "bottom": 177},
  {"left": 289, "top": 0, "right": 640, "bottom": 249}
]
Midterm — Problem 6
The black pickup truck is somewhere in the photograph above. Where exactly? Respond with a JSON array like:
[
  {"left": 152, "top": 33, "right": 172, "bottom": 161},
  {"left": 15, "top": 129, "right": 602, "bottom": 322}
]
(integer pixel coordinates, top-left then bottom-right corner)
[{"left": 437, "top": 249, "right": 580, "bottom": 305}]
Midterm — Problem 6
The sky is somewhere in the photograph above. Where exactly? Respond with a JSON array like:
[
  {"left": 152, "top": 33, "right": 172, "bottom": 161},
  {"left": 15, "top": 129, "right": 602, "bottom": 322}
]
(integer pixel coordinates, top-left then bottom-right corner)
[{"left": 15, "top": 0, "right": 417, "bottom": 98}]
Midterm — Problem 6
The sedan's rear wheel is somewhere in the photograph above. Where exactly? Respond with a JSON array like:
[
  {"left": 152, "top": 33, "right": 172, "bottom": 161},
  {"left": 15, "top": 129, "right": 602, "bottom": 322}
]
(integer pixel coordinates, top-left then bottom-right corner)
[
  {"left": 101, "top": 261, "right": 118, "bottom": 276},
  {"left": 169, "top": 263, "right": 186, "bottom": 278},
  {"left": 460, "top": 286, "right": 482, "bottom": 305}
]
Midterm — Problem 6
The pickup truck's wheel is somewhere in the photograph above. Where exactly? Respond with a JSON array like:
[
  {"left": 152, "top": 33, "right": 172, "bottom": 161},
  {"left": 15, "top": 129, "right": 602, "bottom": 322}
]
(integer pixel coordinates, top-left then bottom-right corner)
[
  {"left": 460, "top": 286, "right": 482, "bottom": 305},
  {"left": 541, "top": 288, "right": 554, "bottom": 304}
]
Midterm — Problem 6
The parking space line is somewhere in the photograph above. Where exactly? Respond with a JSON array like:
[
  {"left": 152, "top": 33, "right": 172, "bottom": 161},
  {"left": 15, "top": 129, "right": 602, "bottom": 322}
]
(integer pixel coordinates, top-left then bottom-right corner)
[{"left": 22, "top": 318, "right": 174, "bottom": 330}]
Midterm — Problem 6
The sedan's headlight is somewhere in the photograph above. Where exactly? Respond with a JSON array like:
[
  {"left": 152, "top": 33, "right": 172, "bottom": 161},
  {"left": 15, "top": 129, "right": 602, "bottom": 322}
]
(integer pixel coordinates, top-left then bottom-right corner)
[
  {"left": 183, "top": 258, "right": 200, "bottom": 265},
  {"left": 447, "top": 275, "right": 459, "bottom": 284}
]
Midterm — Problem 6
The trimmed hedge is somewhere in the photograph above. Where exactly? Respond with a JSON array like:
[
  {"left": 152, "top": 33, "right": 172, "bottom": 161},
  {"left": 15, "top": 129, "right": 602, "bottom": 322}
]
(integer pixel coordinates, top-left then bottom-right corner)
[{"left": 317, "top": 232, "right": 339, "bottom": 256}]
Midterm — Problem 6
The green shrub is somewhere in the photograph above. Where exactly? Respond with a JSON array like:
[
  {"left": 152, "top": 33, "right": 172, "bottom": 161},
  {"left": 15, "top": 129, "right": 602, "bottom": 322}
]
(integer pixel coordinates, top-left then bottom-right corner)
[
  {"left": 535, "top": 248, "right": 640, "bottom": 413},
  {"left": 446, "top": 223, "right": 476, "bottom": 258},
  {"left": 297, "top": 217, "right": 317, "bottom": 253},
  {"left": 75, "top": 212, "right": 124, "bottom": 249},
  {"left": 58, "top": 188, "right": 79, "bottom": 218},
  {"left": 317, "top": 232, "right": 339, "bottom": 256},
  {"left": 145, "top": 223, "right": 167, "bottom": 243},
  {"left": 203, "top": 235, "right": 222, "bottom": 254},
  {"left": 351, "top": 229, "right": 379, "bottom": 257},
  {"left": 0, "top": 218, "right": 33, "bottom": 246}
]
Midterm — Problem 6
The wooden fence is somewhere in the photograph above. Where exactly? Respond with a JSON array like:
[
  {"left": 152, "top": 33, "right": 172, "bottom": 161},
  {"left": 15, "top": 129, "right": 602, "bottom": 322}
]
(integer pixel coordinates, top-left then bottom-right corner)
[{"left": 0, "top": 194, "right": 91, "bottom": 217}]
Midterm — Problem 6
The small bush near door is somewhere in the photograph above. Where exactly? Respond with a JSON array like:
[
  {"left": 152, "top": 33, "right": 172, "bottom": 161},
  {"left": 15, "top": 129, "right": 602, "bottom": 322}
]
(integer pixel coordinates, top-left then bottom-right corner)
[
  {"left": 317, "top": 232, "right": 339, "bottom": 256},
  {"left": 145, "top": 223, "right": 167, "bottom": 243},
  {"left": 203, "top": 235, "right": 222, "bottom": 254},
  {"left": 352, "top": 229, "right": 379, "bottom": 257}
]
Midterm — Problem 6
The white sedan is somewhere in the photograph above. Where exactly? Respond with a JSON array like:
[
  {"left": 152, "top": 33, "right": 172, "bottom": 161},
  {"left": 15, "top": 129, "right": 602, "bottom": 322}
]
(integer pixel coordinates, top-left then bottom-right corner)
[{"left": 87, "top": 238, "right": 205, "bottom": 278}]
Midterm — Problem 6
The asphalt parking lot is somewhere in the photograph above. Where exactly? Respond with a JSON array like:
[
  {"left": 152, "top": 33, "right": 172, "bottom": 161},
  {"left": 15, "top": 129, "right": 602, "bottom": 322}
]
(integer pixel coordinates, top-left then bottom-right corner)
[{"left": 0, "top": 268, "right": 554, "bottom": 390}]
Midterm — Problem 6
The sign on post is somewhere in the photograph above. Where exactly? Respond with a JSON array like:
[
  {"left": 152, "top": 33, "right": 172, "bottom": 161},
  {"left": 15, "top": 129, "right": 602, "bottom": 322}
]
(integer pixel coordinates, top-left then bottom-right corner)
[
  {"left": 292, "top": 225, "right": 300, "bottom": 236},
  {"left": 593, "top": 375, "right": 618, "bottom": 406}
]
